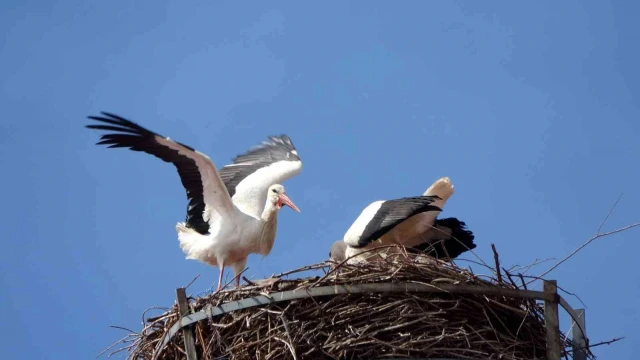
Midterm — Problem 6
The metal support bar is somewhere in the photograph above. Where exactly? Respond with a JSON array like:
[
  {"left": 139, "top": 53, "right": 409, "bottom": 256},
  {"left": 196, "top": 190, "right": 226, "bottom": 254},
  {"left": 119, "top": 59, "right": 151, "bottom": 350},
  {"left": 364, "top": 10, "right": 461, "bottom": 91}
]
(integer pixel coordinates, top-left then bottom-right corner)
[
  {"left": 558, "top": 297, "right": 587, "bottom": 343},
  {"left": 543, "top": 280, "right": 562, "bottom": 360},
  {"left": 176, "top": 287, "right": 198, "bottom": 360},
  {"left": 572, "top": 308, "right": 587, "bottom": 360}
]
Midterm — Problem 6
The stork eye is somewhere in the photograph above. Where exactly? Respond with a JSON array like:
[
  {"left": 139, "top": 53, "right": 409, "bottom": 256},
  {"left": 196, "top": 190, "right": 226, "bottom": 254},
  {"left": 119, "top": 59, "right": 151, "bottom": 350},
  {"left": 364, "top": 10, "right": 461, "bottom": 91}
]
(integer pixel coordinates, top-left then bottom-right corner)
[{"left": 272, "top": 189, "right": 277, "bottom": 193}]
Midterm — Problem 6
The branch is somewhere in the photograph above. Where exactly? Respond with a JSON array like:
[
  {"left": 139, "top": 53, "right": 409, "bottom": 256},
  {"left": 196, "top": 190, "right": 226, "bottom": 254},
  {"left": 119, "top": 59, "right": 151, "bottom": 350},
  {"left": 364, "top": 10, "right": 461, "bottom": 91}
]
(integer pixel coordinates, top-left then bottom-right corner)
[
  {"left": 183, "top": 273, "right": 201, "bottom": 290},
  {"left": 597, "top": 193, "right": 623, "bottom": 235},
  {"left": 528, "top": 194, "right": 639, "bottom": 285},
  {"left": 491, "top": 243, "right": 502, "bottom": 284},
  {"left": 508, "top": 257, "right": 556, "bottom": 274},
  {"left": 530, "top": 222, "right": 640, "bottom": 284},
  {"left": 589, "top": 336, "right": 624, "bottom": 348}
]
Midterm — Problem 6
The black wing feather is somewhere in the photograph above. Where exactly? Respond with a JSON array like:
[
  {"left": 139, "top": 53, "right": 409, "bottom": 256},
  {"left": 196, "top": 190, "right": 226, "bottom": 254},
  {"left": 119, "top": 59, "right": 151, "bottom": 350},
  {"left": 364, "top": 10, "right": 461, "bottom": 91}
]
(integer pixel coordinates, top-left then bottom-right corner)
[
  {"left": 86, "top": 112, "right": 210, "bottom": 235},
  {"left": 412, "top": 217, "right": 476, "bottom": 259},
  {"left": 218, "top": 135, "right": 300, "bottom": 197},
  {"left": 352, "top": 195, "right": 443, "bottom": 248}
]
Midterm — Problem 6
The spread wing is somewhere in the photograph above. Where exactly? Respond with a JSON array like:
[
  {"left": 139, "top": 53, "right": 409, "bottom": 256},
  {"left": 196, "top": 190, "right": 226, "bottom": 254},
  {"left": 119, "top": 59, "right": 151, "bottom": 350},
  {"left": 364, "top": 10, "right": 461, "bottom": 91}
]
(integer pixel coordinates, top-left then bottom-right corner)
[
  {"left": 218, "top": 135, "right": 302, "bottom": 218},
  {"left": 86, "top": 112, "right": 235, "bottom": 235}
]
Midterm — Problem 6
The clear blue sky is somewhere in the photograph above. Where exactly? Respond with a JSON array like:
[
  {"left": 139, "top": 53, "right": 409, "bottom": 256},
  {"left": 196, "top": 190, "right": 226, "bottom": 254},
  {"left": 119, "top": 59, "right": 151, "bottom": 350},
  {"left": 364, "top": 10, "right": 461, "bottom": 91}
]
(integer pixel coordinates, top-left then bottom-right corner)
[{"left": 1, "top": 1, "right": 639, "bottom": 358}]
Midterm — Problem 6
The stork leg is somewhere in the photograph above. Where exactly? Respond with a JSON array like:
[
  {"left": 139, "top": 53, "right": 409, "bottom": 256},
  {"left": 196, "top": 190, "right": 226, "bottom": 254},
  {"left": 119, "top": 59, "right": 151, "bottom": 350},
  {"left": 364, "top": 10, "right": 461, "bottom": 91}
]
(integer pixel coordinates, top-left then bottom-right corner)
[
  {"left": 230, "top": 259, "right": 247, "bottom": 289},
  {"left": 216, "top": 263, "right": 225, "bottom": 291}
]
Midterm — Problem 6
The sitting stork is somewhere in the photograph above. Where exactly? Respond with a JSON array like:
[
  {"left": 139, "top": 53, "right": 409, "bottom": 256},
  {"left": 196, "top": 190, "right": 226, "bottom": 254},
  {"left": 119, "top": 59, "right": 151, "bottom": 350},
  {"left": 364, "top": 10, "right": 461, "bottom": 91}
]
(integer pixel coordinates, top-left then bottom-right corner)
[
  {"left": 330, "top": 177, "right": 476, "bottom": 263},
  {"left": 86, "top": 112, "right": 302, "bottom": 290}
]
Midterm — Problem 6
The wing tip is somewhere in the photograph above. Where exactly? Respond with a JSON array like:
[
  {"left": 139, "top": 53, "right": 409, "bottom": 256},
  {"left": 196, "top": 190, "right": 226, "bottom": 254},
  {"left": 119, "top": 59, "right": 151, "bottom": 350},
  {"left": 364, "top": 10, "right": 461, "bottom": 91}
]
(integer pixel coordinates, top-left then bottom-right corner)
[
  {"left": 260, "top": 134, "right": 297, "bottom": 151},
  {"left": 229, "top": 133, "right": 301, "bottom": 165},
  {"left": 86, "top": 111, "right": 121, "bottom": 121}
]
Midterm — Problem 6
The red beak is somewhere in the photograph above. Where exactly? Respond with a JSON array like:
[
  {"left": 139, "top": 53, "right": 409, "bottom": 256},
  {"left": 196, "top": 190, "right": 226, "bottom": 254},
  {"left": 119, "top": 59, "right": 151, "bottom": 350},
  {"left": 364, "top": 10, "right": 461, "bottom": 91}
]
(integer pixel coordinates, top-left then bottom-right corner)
[{"left": 279, "top": 193, "right": 301, "bottom": 212}]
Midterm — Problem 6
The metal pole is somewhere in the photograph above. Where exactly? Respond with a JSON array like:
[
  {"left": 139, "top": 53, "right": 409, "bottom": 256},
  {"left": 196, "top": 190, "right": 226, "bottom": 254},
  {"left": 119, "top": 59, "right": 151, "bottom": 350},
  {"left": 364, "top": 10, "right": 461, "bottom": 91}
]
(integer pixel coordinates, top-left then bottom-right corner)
[
  {"left": 176, "top": 287, "right": 198, "bottom": 360},
  {"left": 543, "top": 280, "right": 562, "bottom": 360},
  {"left": 572, "top": 308, "right": 587, "bottom": 360}
]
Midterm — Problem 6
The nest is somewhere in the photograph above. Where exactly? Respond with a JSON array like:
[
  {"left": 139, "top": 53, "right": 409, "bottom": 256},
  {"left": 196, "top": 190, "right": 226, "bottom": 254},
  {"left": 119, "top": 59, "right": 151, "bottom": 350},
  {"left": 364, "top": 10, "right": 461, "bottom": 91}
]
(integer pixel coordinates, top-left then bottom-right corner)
[{"left": 107, "top": 251, "right": 577, "bottom": 360}]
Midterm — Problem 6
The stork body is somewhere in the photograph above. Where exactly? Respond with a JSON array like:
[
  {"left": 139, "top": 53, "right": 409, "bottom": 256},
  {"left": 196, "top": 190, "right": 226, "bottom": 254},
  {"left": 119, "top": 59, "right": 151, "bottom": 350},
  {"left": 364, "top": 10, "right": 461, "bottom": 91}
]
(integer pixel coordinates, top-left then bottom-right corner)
[
  {"left": 87, "top": 112, "right": 302, "bottom": 290},
  {"left": 333, "top": 177, "right": 476, "bottom": 263}
]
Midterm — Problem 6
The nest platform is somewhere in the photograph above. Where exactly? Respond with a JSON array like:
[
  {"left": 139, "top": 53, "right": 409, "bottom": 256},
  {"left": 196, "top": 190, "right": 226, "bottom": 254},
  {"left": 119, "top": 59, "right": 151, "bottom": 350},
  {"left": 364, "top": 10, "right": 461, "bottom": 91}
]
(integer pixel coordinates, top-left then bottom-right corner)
[{"left": 108, "top": 252, "right": 590, "bottom": 360}]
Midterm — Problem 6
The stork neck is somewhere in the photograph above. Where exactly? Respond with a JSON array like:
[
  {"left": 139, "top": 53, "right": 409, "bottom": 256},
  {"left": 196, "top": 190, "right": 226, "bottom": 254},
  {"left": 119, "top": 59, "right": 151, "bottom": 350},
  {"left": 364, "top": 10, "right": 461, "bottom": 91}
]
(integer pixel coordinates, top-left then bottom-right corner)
[
  {"left": 261, "top": 201, "right": 279, "bottom": 223},
  {"left": 257, "top": 201, "right": 279, "bottom": 255}
]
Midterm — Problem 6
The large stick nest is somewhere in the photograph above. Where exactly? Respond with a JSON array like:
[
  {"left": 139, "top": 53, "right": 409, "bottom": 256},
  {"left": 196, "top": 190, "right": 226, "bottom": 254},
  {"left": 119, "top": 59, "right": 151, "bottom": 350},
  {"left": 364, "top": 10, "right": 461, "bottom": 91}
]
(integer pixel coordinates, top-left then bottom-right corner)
[{"left": 107, "top": 251, "right": 579, "bottom": 360}]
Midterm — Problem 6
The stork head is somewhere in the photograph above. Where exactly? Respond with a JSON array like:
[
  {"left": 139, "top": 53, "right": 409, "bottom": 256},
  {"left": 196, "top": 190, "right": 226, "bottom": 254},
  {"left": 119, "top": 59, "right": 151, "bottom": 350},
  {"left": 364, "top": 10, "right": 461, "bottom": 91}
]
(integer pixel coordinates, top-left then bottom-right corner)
[
  {"left": 329, "top": 240, "right": 347, "bottom": 262},
  {"left": 267, "top": 184, "right": 300, "bottom": 212}
]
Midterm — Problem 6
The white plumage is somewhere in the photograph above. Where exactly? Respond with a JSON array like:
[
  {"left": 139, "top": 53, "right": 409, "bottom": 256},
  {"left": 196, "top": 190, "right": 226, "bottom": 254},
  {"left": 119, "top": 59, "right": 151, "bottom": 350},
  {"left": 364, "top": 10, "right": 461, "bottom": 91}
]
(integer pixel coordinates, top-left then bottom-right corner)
[
  {"left": 332, "top": 177, "right": 476, "bottom": 263},
  {"left": 87, "top": 112, "right": 302, "bottom": 290},
  {"left": 230, "top": 160, "right": 303, "bottom": 218}
]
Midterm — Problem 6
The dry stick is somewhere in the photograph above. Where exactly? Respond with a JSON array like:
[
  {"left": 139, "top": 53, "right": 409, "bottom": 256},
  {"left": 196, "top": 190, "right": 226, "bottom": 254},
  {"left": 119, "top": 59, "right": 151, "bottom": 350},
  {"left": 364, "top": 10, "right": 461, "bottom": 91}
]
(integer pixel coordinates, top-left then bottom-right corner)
[
  {"left": 279, "top": 313, "right": 298, "bottom": 360},
  {"left": 527, "top": 193, "right": 631, "bottom": 286},
  {"left": 97, "top": 334, "right": 135, "bottom": 358},
  {"left": 501, "top": 268, "right": 519, "bottom": 290},
  {"left": 195, "top": 325, "right": 207, "bottom": 360},
  {"left": 518, "top": 273, "right": 588, "bottom": 310},
  {"left": 109, "top": 325, "right": 139, "bottom": 335},
  {"left": 183, "top": 273, "right": 201, "bottom": 290},
  {"left": 517, "top": 273, "right": 528, "bottom": 291},
  {"left": 508, "top": 257, "right": 557, "bottom": 274},
  {"left": 597, "top": 193, "right": 623, "bottom": 235},
  {"left": 588, "top": 336, "right": 624, "bottom": 348},
  {"left": 273, "top": 263, "right": 328, "bottom": 278},
  {"left": 555, "top": 286, "right": 587, "bottom": 310},
  {"left": 142, "top": 306, "right": 171, "bottom": 325},
  {"left": 528, "top": 222, "right": 640, "bottom": 286},
  {"left": 491, "top": 244, "right": 502, "bottom": 284},
  {"left": 242, "top": 276, "right": 257, "bottom": 286}
]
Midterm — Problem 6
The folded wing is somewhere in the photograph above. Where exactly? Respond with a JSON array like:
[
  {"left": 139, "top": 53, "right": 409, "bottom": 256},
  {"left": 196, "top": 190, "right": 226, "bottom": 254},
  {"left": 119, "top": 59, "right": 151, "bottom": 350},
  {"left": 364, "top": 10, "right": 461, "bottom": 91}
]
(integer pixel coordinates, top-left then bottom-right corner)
[{"left": 344, "top": 196, "right": 442, "bottom": 248}]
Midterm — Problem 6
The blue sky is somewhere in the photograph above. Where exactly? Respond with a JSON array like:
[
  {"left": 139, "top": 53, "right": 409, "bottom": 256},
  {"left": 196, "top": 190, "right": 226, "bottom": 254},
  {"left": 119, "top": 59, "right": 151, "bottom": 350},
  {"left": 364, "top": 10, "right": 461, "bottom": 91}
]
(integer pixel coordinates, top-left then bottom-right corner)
[{"left": 1, "top": 1, "right": 639, "bottom": 358}]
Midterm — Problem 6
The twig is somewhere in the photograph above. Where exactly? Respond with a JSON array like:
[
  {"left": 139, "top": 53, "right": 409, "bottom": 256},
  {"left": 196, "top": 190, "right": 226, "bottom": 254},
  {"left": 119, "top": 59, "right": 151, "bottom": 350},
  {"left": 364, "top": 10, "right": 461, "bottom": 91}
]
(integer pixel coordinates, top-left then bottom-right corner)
[
  {"left": 589, "top": 336, "right": 624, "bottom": 347},
  {"left": 529, "top": 222, "right": 640, "bottom": 285},
  {"left": 597, "top": 193, "right": 623, "bottom": 235},
  {"left": 491, "top": 244, "right": 502, "bottom": 284},
  {"left": 242, "top": 276, "right": 256, "bottom": 286},
  {"left": 97, "top": 333, "right": 135, "bottom": 358},
  {"left": 183, "top": 273, "right": 201, "bottom": 290},
  {"left": 556, "top": 286, "right": 587, "bottom": 309},
  {"left": 142, "top": 306, "right": 171, "bottom": 325},
  {"left": 508, "top": 257, "right": 556, "bottom": 274},
  {"left": 518, "top": 274, "right": 588, "bottom": 309},
  {"left": 517, "top": 273, "right": 528, "bottom": 291},
  {"left": 279, "top": 313, "right": 298, "bottom": 360},
  {"left": 109, "top": 325, "right": 138, "bottom": 334},
  {"left": 527, "top": 194, "right": 632, "bottom": 286}
]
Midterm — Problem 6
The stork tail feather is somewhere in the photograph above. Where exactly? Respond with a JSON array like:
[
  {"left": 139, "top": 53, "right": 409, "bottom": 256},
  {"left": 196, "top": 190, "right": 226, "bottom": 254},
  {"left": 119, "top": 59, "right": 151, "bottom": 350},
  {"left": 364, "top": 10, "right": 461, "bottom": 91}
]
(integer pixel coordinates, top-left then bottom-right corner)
[
  {"left": 420, "top": 217, "right": 476, "bottom": 260},
  {"left": 176, "top": 222, "right": 206, "bottom": 260}
]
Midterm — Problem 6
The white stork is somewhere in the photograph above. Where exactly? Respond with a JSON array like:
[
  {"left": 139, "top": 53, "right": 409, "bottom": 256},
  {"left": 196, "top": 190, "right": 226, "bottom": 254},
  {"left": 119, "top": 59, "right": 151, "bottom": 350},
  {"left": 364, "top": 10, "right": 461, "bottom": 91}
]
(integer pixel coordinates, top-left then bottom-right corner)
[
  {"left": 330, "top": 177, "right": 476, "bottom": 263},
  {"left": 86, "top": 112, "right": 302, "bottom": 290}
]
